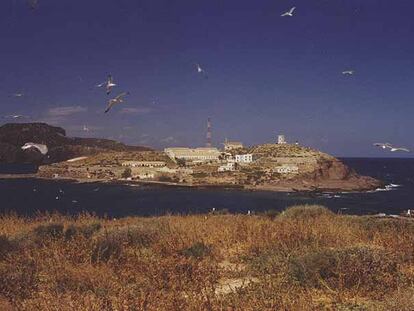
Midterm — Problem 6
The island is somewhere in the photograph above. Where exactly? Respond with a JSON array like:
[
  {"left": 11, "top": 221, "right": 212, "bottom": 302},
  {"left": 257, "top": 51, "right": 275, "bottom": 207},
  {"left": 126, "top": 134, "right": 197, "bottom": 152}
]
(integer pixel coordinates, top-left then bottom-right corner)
[{"left": 0, "top": 123, "right": 382, "bottom": 192}]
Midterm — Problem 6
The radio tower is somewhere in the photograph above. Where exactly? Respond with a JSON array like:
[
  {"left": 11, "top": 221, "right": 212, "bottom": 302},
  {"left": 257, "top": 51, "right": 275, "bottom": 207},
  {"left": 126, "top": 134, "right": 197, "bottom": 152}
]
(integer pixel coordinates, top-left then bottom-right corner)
[{"left": 206, "top": 117, "right": 212, "bottom": 147}]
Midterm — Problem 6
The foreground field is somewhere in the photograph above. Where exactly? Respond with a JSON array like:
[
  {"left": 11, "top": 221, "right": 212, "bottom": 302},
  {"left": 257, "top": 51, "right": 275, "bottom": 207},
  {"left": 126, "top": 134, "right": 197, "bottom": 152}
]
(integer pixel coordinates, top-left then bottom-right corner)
[{"left": 1, "top": 206, "right": 414, "bottom": 310}]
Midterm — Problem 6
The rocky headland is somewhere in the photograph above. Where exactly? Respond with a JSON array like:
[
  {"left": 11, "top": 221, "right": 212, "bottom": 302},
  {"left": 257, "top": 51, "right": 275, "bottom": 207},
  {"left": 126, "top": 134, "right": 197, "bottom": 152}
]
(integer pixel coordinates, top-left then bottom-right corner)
[{"left": 0, "top": 123, "right": 382, "bottom": 192}]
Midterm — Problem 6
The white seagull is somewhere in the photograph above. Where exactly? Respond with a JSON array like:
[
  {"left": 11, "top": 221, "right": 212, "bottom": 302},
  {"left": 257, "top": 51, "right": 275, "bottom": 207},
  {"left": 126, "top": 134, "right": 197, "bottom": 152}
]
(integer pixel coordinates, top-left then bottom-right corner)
[
  {"left": 12, "top": 93, "right": 24, "bottom": 97},
  {"left": 83, "top": 125, "right": 90, "bottom": 132},
  {"left": 195, "top": 63, "right": 208, "bottom": 79},
  {"left": 373, "top": 143, "right": 392, "bottom": 150},
  {"left": 97, "top": 75, "right": 117, "bottom": 95},
  {"left": 374, "top": 143, "right": 410, "bottom": 152},
  {"left": 342, "top": 70, "right": 354, "bottom": 75},
  {"left": 21, "top": 142, "right": 48, "bottom": 155},
  {"left": 4, "top": 115, "right": 28, "bottom": 119},
  {"left": 281, "top": 7, "right": 296, "bottom": 17},
  {"left": 104, "top": 92, "right": 130, "bottom": 113}
]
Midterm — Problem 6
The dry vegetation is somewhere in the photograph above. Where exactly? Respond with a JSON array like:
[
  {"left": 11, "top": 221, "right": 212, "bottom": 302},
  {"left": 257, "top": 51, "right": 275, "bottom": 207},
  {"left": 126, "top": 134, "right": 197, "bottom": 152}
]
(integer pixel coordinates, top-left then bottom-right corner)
[{"left": 1, "top": 206, "right": 414, "bottom": 310}]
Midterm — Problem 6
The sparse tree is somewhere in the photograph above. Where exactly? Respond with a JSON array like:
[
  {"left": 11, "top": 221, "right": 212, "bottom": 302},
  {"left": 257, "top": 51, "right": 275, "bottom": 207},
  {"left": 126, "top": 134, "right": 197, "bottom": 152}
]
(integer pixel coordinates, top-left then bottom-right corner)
[{"left": 121, "top": 167, "right": 132, "bottom": 179}]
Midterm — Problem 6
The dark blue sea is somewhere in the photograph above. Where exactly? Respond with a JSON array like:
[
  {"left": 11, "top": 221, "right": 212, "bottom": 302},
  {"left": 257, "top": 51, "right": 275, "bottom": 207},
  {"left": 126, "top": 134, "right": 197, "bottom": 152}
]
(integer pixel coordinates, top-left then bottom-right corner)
[{"left": 0, "top": 158, "right": 413, "bottom": 218}]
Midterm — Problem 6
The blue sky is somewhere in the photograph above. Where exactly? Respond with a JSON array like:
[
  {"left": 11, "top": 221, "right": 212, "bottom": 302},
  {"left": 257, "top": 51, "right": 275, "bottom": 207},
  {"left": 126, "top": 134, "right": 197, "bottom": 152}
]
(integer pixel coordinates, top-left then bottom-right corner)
[{"left": 1, "top": 0, "right": 413, "bottom": 157}]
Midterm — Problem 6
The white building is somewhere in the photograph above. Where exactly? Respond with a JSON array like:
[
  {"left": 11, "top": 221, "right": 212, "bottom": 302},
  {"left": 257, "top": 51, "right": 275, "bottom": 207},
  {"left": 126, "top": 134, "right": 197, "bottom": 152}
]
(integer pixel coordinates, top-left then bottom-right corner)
[
  {"left": 218, "top": 162, "right": 236, "bottom": 172},
  {"left": 164, "top": 147, "right": 221, "bottom": 162},
  {"left": 277, "top": 135, "right": 286, "bottom": 144},
  {"left": 274, "top": 164, "right": 299, "bottom": 174},
  {"left": 235, "top": 154, "right": 253, "bottom": 163}
]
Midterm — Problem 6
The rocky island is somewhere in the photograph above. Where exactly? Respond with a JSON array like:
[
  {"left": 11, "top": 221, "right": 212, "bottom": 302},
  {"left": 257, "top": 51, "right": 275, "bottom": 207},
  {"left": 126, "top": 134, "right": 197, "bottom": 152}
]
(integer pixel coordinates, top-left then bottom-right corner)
[{"left": 0, "top": 123, "right": 382, "bottom": 192}]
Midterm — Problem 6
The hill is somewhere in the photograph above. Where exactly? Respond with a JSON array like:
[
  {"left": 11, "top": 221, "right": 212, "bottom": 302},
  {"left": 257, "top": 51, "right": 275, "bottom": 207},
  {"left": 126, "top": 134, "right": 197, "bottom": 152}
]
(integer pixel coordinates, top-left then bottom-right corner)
[
  {"left": 0, "top": 123, "right": 151, "bottom": 164},
  {"left": 0, "top": 206, "right": 413, "bottom": 310}
]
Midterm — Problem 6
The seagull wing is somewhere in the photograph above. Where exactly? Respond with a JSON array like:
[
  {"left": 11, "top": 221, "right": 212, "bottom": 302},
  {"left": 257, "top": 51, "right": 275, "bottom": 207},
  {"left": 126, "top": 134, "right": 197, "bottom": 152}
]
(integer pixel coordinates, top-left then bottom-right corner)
[
  {"left": 289, "top": 7, "right": 296, "bottom": 14},
  {"left": 115, "top": 92, "right": 129, "bottom": 101},
  {"left": 104, "top": 99, "right": 116, "bottom": 113},
  {"left": 393, "top": 148, "right": 410, "bottom": 152}
]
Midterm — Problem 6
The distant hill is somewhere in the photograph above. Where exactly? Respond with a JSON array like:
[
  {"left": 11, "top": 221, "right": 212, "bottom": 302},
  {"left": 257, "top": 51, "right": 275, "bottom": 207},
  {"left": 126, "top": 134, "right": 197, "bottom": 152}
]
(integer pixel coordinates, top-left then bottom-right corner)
[{"left": 0, "top": 123, "right": 151, "bottom": 164}]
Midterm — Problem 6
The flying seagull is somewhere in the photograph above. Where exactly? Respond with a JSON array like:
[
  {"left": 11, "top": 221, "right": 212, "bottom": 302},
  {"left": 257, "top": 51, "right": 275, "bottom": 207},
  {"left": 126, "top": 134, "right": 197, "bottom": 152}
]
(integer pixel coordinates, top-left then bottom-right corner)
[
  {"left": 97, "top": 75, "right": 116, "bottom": 95},
  {"left": 342, "top": 70, "right": 354, "bottom": 75},
  {"left": 12, "top": 93, "right": 24, "bottom": 97},
  {"left": 374, "top": 143, "right": 409, "bottom": 152},
  {"left": 21, "top": 143, "right": 48, "bottom": 155},
  {"left": 281, "top": 7, "right": 296, "bottom": 17},
  {"left": 104, "top": 92, "right": 130, "bottom": 113},
  {"left": 4, "top": 115, "right": 28, "bottom": 119},
  {"left": 83, "top": 125, "right": 90, "bottom": 132},
  {"left": 373, "top": 143, "right": 392, "bottom": 149},
  {"left": 195, "top": 63, "right": 208, "bottom": 79}
]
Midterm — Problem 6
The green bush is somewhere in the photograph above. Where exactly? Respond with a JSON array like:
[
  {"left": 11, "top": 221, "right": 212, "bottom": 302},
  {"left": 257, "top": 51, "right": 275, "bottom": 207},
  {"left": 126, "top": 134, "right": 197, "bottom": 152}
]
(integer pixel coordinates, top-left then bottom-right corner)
[
  {"left": 281, "top": 205, "right": 334, "bottom": 220},
  {"left": 180, "top": 242, "right": 211, "bottom": 259},
  {"left": 288, "top": 246, "right": 400, "bottom": 292}
]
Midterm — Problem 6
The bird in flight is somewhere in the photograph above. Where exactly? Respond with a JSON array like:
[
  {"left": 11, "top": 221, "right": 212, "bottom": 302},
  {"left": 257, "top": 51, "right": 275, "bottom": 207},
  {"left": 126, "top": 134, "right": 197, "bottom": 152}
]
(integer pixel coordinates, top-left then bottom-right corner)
[
  {"left": 83, "top": 125, "right": 90, "bottom": 132},
  {"left": 195, "top": 63, "right": 208, "bottom": 79},
  {"left": 97, "top": 75, "right": 117, "bottom": 95},
  {"left": 21, "top": 142, "right": 48, "bottom": 155},
  {"left": 105, "top": 92, "right": 130, "bottom": 113},
  {"left": 12, "top": 93, "right": 24, "bottom": 97},
  {"left": 4, "top": 115, "right": 28, "bottom": 119},
  {"left": 342, "top": 70, "right": 354, "bottom": 75},
  {"left": 281, "top": 7, "right": 296, "bottom": 17},
  {"left": 373, "top": 143, "right": 392, "bottom": 149},
  {"left": 373, "top": 143, "right": 409, "bottom": 152}
]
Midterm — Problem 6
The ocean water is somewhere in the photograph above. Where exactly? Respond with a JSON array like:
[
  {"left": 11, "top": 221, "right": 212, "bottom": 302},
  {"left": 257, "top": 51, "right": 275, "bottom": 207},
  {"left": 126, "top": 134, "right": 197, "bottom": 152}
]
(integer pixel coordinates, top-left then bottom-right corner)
[{"left": 0, "top": 158, "right": 413, "bottom": 218}]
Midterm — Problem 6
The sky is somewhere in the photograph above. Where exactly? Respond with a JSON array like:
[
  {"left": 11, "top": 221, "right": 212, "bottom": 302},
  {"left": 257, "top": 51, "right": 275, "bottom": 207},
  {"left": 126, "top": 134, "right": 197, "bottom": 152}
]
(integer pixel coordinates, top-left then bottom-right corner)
[{"left": 0, "top": 0, "right": 413, "bottom": 157}]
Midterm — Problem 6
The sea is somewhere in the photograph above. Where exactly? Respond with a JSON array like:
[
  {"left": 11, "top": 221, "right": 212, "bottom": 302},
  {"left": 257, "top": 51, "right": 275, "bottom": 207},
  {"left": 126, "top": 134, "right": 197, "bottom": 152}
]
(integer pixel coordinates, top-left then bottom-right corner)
[{"left": 0, "top": 158, "right": 413, "bottom": 218}]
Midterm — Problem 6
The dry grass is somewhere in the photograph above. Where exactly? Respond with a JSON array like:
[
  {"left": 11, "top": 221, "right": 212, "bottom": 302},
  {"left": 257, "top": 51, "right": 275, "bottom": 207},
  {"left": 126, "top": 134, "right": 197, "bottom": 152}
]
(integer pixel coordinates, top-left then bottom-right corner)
[{"left": 1, "top": 205, "right": 414, "bottom": 310}]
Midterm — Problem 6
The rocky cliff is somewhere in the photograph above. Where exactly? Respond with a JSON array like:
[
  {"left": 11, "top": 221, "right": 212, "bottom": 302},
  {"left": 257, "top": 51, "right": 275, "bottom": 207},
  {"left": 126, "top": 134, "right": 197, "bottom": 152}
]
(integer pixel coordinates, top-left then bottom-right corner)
[
  {"left": 243, "top": 144, "right": 382, "bottom": 191},
  {"left": 0, "top": 123, "right": 151, "bottom": 164}
]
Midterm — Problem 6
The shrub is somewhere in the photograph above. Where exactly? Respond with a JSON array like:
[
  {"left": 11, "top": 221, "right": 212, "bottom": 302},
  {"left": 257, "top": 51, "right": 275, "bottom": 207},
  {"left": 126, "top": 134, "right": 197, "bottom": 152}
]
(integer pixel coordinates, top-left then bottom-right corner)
[
  {"left": 91, "top": 234, "right": 122, "bottom": 263},
  {"left": 33, "top": 223, "right": 64, "bottom": 240},
  {"left": 121, "top": 167, "right": 132, "bottom": 179},
  {"left": 180, "top": 242, "right": 211, "bottom": 259},
  {"left": 261, "top": 209, "right": 280, "bottom": 220},
  {"left": 0, "top": 258, "right": 38, "bottom": 300},
  {"left": 158, "top": 175, "right": 173, "bottom": 182},
  {"left": 64, "top": 222, "right": 102, "bottom": 240},
  {"left": 281, "top": 205, "right": 334, "bottom": 220},
  {"left": 91, "top": 224, "right": 160, "bottom": 263},
  {"left": 288, "top": 246, "right": 401, "bottom": 293},
  {"left": 0, "top": 235, "right": 16, "bottom": 259}
]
